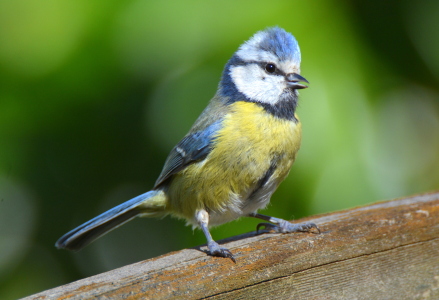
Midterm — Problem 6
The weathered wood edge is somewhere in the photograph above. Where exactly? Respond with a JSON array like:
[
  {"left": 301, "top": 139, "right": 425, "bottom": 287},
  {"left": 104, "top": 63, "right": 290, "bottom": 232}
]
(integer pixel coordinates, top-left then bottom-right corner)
[
  {"left": 212, "top": 239, "right": 439, "bottom": 299},
  {"left": 23, "top": 191, "right": 439, "bottom": 299}
]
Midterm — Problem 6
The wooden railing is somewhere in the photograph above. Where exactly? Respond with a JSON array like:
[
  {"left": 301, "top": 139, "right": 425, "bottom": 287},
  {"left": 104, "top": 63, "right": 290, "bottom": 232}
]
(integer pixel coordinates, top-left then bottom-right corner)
[{"left": 23, "top": 192, "right": 439, "bottom": 299}]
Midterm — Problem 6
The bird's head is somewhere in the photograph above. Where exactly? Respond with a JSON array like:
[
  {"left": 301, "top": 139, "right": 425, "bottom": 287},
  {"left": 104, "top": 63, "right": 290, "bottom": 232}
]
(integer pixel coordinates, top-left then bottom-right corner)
[{"left": 221, "top": 27, "right": 308, "bottom": 107}]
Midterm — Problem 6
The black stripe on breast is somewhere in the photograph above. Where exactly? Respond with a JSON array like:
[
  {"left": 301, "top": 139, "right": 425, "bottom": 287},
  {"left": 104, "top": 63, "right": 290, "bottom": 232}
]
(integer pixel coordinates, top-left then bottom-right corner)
[{"left": 249, "top": 159, "right": 278, "bottom": 199}]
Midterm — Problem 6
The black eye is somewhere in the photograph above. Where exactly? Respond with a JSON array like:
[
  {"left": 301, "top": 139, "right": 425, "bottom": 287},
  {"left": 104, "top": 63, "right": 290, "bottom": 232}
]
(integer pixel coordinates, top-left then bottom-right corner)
[{"left": 265, "top": 63, "right": 276, "bottom": 73}]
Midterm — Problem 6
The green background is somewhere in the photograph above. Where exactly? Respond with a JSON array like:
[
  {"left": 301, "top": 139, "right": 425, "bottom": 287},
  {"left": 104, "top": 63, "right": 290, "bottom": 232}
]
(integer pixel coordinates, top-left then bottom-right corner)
[{"left": 1, "top": 0, "right": 439, "bottom": 298}]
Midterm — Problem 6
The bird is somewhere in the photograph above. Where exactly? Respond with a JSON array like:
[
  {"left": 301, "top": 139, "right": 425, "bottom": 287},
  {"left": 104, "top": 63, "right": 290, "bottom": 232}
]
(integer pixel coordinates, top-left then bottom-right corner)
[{"left": 55, "top": 27, "right": 319, "bottom": 262}]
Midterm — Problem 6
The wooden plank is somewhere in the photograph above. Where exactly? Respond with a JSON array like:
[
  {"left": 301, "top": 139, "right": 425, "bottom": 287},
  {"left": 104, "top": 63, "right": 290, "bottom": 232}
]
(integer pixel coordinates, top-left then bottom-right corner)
[{"left": 23, "top": 192, "right": 439, "bottom": 300}]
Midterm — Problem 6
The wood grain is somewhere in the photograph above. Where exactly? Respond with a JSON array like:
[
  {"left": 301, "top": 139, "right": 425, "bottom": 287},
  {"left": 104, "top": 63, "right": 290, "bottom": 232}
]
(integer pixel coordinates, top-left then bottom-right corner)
[{"left": 23, "top": 192, "right": 439, "bottom": 300}]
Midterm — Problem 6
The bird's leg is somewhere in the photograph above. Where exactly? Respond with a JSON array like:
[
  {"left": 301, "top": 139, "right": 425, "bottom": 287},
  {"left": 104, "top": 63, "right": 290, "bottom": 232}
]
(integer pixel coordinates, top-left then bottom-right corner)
[
  {"left": 196, "top": 210, "right": 236, "bottom": 262},
  {"left": 248, "top": 212, "right": 320, "bottom": 234}
]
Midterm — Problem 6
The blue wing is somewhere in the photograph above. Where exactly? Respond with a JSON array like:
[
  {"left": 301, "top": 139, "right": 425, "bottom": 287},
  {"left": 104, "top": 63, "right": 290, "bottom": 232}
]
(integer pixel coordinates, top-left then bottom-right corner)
[{"left": 154, "top": 120, "right": 222, "bottom": 188}]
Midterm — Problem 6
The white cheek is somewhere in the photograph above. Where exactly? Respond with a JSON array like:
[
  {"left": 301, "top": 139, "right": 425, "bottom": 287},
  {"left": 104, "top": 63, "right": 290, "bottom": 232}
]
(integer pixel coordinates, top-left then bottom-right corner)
[{"left": 230, "top": 65, "right": 284, "bottom": 104}]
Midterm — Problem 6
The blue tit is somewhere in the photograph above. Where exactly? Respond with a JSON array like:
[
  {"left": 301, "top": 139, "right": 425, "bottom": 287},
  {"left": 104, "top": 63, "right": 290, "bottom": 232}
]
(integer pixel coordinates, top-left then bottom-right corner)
[{"left": 56, "top": 27, "right": 319, "bottom": 262}]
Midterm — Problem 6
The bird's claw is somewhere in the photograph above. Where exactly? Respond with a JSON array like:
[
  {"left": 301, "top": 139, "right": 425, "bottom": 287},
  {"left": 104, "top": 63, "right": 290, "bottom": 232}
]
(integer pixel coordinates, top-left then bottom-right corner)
[
  {"left": 208, "top": 241, "right": 236, "bottom": 263},
  {"left": 256, "top": 222, "right": 275, "bottom": 233}
]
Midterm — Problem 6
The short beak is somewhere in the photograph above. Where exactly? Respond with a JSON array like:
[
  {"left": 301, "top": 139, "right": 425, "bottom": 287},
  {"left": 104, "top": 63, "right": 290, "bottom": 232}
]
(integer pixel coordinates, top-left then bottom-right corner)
[{"left": 286, "top": 73, "right": 309, "bottom": 89}]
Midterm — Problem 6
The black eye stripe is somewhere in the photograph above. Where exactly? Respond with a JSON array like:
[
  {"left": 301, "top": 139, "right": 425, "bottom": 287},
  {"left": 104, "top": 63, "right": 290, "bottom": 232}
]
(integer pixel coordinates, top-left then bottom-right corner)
[
  {"left": 228, "top": 56, "right": 286, "bottom": 76},
  {"left": 259, "top": 62, "right": 284, "bottom": 76}
]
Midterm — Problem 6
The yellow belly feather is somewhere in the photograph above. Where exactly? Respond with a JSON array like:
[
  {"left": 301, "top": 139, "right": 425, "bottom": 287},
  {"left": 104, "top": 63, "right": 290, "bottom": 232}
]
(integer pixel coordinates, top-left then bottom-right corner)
[{"left": 167, "top": 101, "right": 302, "bottom": 224}]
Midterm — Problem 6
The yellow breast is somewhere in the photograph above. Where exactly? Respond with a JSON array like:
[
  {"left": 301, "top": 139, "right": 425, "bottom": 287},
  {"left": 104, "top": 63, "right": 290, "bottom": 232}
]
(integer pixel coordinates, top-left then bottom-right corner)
[{"left": 167, "top": 101, "right": 302, "bottom": 224}]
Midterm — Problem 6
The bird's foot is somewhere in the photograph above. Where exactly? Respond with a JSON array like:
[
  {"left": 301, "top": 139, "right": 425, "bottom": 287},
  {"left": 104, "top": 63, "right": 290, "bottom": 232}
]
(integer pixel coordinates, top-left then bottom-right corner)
[
  {"left": 257, "top": 219, "right": 320, "bottom": 234},
  {"left": 208, "top": 241, "right": 236, "bottom": 263}
]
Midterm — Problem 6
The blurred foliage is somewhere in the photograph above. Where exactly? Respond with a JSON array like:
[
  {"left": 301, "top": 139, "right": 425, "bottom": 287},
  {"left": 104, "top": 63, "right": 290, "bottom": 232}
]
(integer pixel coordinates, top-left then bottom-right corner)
[{"left": 0, "top": 0, "right": 438, "bottom": 298}]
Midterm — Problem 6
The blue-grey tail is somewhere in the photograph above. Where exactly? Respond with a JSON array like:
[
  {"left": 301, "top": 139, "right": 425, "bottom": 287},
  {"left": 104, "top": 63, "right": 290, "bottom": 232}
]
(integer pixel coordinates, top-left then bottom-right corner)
[{"left": 55, "top": 190, "right": 165, "bottom": 251}]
